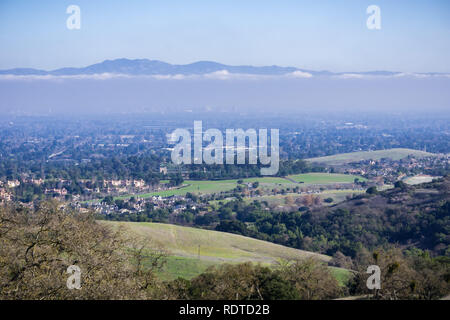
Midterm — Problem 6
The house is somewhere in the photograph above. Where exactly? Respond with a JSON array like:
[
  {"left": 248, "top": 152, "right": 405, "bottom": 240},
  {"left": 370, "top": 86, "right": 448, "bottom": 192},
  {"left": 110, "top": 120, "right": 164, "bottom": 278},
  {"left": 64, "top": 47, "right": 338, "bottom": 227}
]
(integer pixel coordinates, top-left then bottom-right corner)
[
  {"left": 30, "top": 178, "right": 44, "bottom": 185},
  {"left": 133, "top": 179, "right": 146, "bottom": 188},
  {"left": 111, "top": 180, "right": 122, "bottom": 187},
  {"left": 159, "top": 166, "right": 168, "bottom": 175},
  {"left": 44, "top": 188, "right": 68, "bottom": 196},
  {"left": 7, "top": 180, "right": 20, "bottom": 188},
  {"left": 0, "top": 188, "right": 12, "bottom": 201}
]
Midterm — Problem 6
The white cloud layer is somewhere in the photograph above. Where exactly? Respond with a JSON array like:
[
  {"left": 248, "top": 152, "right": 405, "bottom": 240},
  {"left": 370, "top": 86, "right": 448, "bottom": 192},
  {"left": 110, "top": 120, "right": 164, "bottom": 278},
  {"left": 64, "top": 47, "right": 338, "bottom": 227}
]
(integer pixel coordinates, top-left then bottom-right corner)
[
  {"left": 0, "top": 71, "right": 449, "bottom": 81},
  {"left": 287, "top": 71, "right": 313, "bottom": 78}
]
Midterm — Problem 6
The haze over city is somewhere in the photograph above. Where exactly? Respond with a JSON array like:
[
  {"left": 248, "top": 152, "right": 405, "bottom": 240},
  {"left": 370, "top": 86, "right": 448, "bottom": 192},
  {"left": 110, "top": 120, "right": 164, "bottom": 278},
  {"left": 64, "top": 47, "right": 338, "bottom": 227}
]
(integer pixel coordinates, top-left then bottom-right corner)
[{"left": 0, "top": 0, "right": 449, "bottom": 306}]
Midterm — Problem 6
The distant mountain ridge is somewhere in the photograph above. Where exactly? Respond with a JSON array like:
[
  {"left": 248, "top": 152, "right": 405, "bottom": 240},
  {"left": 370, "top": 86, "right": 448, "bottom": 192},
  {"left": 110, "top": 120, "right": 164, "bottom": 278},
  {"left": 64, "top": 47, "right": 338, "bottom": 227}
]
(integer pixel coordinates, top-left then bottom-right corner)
[{"left": 0, "top": 58, "right": 445, "bottom": 77}]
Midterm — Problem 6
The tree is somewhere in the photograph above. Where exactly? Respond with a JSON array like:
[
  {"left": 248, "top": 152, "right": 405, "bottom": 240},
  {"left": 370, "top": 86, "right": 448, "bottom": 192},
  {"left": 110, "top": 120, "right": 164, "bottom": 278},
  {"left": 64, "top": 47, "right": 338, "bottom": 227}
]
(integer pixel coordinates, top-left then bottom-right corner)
[
  {"left": 366, "top": 186, "right": 378, "bottom": 195},
  {"left": 329, "top": 251, "right": 353, "bottom": 269},
  {"left": 284, "top": 196, "right": 294, "bottom": 205},
  {"left": 349, "top": 248, "right": 450, "bottom": 300},
  {"left": 0, "top": 201, "right": 166, "bottom": 299},
  {"left": 279, "top": 259, "right": 342, "bottom": 299},
  {"left": 185, "top": 192, "right": 198, "bottom": 202},
  {"left": 103, "top": 195, "right": 114, "bottom": 205},
  {"left": 169, "top": 174, "right": 184, "bottom": 187},
  {"left": 394, "top": 180, "right": 407, "bottom": 190},
  {"left": 177, "top": 263, "right": 299, "bottom": 300},
  {"left": 218, "top": 207, "right": 233, "bottom": 220}
]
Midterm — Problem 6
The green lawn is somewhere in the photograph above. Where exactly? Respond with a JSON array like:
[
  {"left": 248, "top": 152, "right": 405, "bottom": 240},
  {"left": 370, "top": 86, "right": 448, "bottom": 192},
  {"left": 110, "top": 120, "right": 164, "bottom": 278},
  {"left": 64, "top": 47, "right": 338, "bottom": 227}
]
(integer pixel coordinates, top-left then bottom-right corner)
[
  {"left": 109, "top": 173, "right": 365, "bottom": 201},
  {"left": 151, "top": 180, "right": 239, "bottom": 197},
  {"left": 241, "top": 177, "right": 291, "bottom": 184},
  {"left": 156, "top": 256, "right": 218, "bottom": 281},
  {"left": 330, "top": 267, "right": 353, "bottom": 287},
  {"left": 287, "top": 173, "right": 366, "bottom": 184},
  {"left": 111, "top": 180, "right": 238, "bottom": 200},
  {"left": 109, "top": 177, "right": 294, "bottom": 200}
]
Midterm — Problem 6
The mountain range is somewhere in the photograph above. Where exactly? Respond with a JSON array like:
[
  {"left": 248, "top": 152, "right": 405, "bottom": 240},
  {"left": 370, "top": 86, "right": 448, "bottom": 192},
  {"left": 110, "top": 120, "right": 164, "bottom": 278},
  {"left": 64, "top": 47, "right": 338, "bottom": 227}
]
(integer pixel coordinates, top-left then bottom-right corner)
[{"left": 0, "top": 58, "right": 444, "bottom": 77}]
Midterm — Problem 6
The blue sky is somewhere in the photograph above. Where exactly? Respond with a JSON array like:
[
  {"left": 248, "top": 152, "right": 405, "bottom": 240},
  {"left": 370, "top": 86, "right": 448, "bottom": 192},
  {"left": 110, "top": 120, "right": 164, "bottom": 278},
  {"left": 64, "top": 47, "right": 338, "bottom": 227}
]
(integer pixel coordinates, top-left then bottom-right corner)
[{"left": 0, "top": 0, "right": 449, "bottom": 72}]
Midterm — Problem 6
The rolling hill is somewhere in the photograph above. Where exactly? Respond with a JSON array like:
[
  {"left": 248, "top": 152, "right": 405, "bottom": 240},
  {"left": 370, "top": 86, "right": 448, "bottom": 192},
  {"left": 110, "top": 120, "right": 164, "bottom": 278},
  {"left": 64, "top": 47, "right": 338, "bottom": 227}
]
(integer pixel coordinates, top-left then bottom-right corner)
[
  {"left": 3, "top": 58, "right": 448, "bottom": 77},
  {"left": 102, "top": 221, "right": 335, "bottom": 280},
  {"left": 306, "top": 148, "right": 436, "bottom": 166}
]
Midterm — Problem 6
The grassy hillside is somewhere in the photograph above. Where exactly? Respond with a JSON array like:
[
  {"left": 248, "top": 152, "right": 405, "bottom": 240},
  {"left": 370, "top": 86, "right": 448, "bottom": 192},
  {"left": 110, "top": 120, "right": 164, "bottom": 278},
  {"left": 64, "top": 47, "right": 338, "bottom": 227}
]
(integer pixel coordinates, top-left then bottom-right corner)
[
  {"left": 306, "top": 148, "right": 435, "bottom": 166},
  {"left": 102, "top": 221, "right": 332, "bottom": 280}
]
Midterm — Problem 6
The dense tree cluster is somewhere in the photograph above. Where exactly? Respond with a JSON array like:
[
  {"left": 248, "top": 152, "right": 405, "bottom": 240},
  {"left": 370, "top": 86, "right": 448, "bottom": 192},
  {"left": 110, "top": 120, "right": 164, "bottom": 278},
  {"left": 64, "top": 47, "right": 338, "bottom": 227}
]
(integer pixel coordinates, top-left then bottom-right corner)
[
  {"left": 216, "top": 178, "right": 450, "bottom": 258},
  {"left": 161, "top": 260, "right": 341, "bottom": 300},
  {"left": 349, "top": 248, "right": 450, "bottom": 300},
  {"left": 0, "top": 202, "right": 166, "bottom": 299}
]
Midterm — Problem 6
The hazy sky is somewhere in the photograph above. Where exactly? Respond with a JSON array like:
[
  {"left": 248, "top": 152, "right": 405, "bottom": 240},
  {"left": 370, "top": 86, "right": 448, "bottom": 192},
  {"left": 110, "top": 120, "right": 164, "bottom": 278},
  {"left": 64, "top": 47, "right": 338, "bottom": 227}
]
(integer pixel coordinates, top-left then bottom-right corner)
[
  {"left": 2, "top": 75, "right": 449, "bottom": 115},
  {"left": 1, "top": 0, "right": 450, "bottom": 72}
]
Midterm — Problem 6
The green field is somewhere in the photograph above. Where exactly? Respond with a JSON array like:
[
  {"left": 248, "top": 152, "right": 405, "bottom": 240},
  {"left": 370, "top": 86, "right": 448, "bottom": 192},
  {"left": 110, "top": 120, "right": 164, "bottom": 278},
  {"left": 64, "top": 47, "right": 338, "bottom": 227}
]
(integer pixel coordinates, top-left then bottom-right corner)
[
  {"left": 242, "top": 189, "right": 364, "bottom": 207},
  {"left": 113, "top": 178, "right": 289, "bottom": 200},
  {"left": 306, "top": 148, "right": 435, "bottom": 166},
  {"left": 109, "top": 173, "right": 365, "bottom": 201},
  {"left": 330, "top": 267, "right": 353, "bottom": 286},
  {"left": 157, "top": 256, "right": 218, "bottom": 280},
  {"left": 150, "top": 180, "right": 238, "bottom": 197},
  {"left": 103, "top": 221, "right": 334, "bottom": 280},
  {"left": 110, "top": 180, "right": 236, "bottom": 200},
  {"left": 318, "top": 189, "right": 365, "bottom": 203},
  {"left": 287, "top": 173, "right": 366, "bottom": 184}
]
